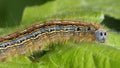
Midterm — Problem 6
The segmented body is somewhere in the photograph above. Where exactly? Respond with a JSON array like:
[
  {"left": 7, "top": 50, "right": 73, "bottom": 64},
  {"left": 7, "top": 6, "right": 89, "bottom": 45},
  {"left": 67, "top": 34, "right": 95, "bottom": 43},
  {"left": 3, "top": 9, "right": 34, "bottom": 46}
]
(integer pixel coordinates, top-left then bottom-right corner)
[{"left": 0, "top": 20, "right": 104, "bottom": 61}]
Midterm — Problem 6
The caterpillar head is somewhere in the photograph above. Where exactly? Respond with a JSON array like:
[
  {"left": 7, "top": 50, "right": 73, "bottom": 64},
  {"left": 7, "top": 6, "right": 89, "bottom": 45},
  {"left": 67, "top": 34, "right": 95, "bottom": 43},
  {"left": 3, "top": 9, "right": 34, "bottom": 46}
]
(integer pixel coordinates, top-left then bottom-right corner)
[{"left": 95, "top": 29, "right": 107, "bottom": 43}]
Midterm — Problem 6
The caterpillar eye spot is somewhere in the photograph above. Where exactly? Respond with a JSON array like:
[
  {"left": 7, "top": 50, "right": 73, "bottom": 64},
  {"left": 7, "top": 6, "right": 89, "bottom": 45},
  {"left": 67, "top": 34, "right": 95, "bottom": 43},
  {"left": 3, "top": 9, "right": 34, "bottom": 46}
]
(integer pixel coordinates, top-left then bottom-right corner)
[
  {"left": 100, "top": 32, "right": 103, "bottom": 36},
  {"left": 104, "top": 32, "right": 106, "bottom": 35},
  {"left": 95, "top": 30, "right": 107, "bottom": 43}
]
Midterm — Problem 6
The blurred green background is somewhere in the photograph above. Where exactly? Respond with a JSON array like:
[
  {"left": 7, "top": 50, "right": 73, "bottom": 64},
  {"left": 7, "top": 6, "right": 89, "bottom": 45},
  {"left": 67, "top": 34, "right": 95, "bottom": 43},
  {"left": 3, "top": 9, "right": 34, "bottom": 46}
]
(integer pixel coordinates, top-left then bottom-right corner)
[
  {"left": 0, "top": 0, "right": 53, "bottom": 27},
  {"left": 0, "top": 0, "right": 120, "bottom": 68}
]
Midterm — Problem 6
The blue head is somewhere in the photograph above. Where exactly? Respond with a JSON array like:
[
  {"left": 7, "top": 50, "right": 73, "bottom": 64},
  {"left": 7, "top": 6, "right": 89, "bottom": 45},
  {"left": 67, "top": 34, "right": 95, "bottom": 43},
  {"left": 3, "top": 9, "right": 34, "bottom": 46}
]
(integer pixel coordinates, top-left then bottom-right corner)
[{"left": 95, "top": 29, "right": 107, "bottom": 43}]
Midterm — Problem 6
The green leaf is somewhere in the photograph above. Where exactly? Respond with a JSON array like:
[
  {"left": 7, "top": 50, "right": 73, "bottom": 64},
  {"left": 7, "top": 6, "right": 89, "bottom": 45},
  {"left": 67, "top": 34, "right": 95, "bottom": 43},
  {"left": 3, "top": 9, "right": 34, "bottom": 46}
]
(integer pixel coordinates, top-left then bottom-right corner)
[
  {"left": 0, "top": 56, "right": 38, "bottom": 68},
  {"left": 38, "top": 43, "right": 120, "bottom": 68}
]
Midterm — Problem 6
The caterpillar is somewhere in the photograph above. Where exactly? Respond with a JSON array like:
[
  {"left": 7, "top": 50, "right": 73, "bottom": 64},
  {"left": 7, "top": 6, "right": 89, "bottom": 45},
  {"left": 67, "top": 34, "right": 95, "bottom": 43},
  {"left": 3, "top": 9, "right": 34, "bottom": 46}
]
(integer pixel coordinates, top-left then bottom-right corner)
[{"left": 0, "top": 20, "right": 107, "bottom": 61}]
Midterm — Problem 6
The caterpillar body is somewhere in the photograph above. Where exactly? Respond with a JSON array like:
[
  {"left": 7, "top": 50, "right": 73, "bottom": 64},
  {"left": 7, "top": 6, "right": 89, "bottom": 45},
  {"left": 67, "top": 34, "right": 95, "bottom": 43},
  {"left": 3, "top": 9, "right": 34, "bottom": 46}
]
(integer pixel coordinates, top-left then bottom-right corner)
[{"left": 0, "top": 20, "right": 107, "bottom": 61}]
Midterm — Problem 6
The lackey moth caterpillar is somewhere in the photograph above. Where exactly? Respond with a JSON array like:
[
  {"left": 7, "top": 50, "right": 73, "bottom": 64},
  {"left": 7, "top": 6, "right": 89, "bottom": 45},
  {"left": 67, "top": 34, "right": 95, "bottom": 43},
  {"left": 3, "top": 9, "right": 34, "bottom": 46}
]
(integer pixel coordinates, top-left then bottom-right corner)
[{"left": 0, "top": 20, "right": 107, "bottom": 61}]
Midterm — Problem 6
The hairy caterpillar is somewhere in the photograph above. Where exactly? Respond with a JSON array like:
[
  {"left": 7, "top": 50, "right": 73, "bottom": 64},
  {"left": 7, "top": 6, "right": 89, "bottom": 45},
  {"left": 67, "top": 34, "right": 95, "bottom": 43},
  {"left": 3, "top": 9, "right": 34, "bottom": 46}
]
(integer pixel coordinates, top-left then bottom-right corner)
[{"left": 0, "top": 20, "right": 107, "bottom": 61}]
